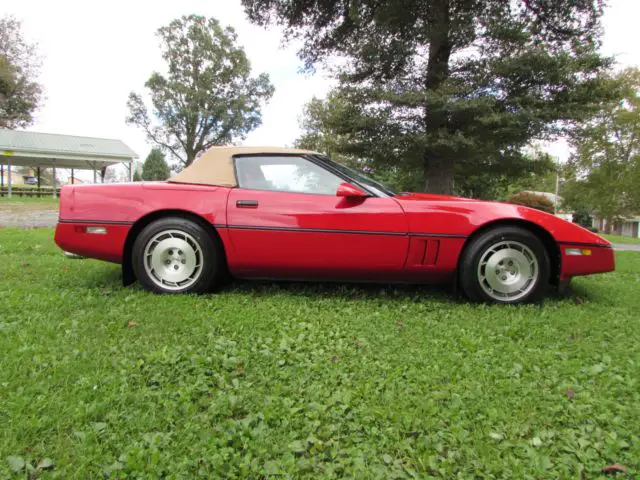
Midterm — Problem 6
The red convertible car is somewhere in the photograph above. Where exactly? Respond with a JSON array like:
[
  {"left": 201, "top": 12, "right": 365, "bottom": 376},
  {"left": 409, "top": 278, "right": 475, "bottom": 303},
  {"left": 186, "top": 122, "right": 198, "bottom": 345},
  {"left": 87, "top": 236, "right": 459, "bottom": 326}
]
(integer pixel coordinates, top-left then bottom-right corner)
[{"left": 54, "top": 146, "right": 614, "bottom": 304}]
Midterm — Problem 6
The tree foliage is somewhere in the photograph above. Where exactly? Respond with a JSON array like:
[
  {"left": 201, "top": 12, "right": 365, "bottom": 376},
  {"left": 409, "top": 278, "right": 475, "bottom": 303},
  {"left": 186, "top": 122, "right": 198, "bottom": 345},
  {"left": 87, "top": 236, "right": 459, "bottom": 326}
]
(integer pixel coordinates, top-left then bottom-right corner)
[
  {"left": 127, "top": 15, "right": 274, "bottom": 167},
  {"left": 572, "top": 206, "right": 593, "bottom": 229},
  {"left": 562, "top": 68, "right": 640, "bottom": 232},
  {"left": 0, "top": 15, "right": 43, "bottom": 129},
  {"left": 14, "top": 165, "right": 56, "bottom": 185},
  {"left": 103, "top": 167, "right": 123, "bottom": 184},
  {"left": 245, "top": 0, "right": 612, "bottom": 194},
  {"left": 296, "top": 93, "right": 557, "bottom": 199},
  {"left": 142, "top": 148, "right": 171, "bottom": 181}
]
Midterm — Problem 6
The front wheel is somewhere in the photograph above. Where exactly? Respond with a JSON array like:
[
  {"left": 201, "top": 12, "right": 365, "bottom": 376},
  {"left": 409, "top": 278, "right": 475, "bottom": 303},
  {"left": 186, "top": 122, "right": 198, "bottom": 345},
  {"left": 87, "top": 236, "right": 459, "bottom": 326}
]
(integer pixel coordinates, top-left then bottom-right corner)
[
  {"left": 132, "top": 217, "right": 224, "bottom": 294},
  {"left": 459, "top": 226, "right": 550, "bottom": 304}
]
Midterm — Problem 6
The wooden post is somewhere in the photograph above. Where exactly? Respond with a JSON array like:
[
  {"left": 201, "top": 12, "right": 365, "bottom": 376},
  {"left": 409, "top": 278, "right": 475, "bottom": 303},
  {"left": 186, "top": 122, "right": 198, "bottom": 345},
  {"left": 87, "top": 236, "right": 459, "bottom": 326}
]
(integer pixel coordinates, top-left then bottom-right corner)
[
  {"left": 93, "top": 168, "right": 97, "bottom": 183},
  {"left": 71, "top": 168, "right": 75, "bottom": 185},
  {"left": 52, "top": 163, "right": 56, "bottom": 198},
  {"left": 7, "top": 157, "right": 11, "bottom": 198},
  {"left": 37, "top": 167, "right": 41, "bottom": 197},
  {"left": 1, "top": 162, "right": 4, "bottom": 196}
]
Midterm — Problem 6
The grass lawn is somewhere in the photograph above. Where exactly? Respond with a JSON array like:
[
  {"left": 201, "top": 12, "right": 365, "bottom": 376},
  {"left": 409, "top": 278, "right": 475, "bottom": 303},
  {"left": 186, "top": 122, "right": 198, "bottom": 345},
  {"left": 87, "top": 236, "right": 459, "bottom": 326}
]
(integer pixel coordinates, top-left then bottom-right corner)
[
  {"left": 1, "top": 228, "right": 638, "bottom": 479},
  {"left": 602, "top": 233, "right": 640, "bottom": 245},
  {"left": 0, "top": 195, "right": 59, "bottom": 202}
]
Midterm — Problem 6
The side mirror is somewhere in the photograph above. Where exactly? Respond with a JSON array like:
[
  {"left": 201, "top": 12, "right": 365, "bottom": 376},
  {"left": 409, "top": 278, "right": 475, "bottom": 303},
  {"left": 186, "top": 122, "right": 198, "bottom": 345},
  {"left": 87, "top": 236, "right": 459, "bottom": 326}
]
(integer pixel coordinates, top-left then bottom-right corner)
[{"left": 336, "top": 182, "right": 368, "bottom": 198}]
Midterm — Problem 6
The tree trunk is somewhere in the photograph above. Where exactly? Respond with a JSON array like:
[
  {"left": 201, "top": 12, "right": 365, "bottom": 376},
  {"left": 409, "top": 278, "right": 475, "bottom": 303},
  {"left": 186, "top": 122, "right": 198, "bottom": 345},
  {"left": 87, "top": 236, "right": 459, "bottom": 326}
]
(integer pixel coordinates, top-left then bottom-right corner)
[
  {"left": 423, "top": 0, "right": 453, "bottom": 194},
  {"left": 185, "top": 148, "right": 196, "bottom": 167},
  {"left": 425, "top": 154, "right": 455, "bottom": 194},
  {"left": 605, "top": 216, "right": 613, "bottom": 234}
]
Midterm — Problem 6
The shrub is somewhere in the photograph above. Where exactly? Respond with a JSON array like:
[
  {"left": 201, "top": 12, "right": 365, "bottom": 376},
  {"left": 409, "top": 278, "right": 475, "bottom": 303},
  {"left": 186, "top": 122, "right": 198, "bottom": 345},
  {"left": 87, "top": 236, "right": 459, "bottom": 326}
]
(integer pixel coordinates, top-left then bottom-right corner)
[
  {"left": 572, "top": 207, "right": 593, "bottom": 228},
  {"left": 507, "top": 192, "right": 555, "bottom": 214}
]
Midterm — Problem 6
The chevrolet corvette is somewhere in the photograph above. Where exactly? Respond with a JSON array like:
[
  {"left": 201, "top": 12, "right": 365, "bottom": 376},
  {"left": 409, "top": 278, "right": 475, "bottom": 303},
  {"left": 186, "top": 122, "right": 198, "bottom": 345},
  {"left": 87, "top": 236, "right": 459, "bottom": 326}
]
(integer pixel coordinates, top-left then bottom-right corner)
[{"left": 54, "top": 146, "right": 615, "bottom": 304}]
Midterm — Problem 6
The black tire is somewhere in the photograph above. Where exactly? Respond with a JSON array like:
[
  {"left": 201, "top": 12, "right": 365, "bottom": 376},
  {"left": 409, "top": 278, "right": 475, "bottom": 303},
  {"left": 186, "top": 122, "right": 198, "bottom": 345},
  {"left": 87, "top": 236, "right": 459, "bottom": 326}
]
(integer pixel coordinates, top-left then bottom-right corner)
[
  {"left": 459, "top": 226, "right": 550, "bottom": 304},
  {"left": 132, "top": 217, "right": 225, "bottom": 294}
]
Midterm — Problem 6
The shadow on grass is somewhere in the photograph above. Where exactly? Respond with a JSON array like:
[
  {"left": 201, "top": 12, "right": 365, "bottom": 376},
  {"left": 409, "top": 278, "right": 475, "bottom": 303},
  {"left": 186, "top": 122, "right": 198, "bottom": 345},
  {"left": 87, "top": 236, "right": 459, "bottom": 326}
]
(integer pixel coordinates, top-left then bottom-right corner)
[
  {"left": 67, "top": 261, "right": 457, "bottom": 303},
  {"left": 68, "top": 263, "right": 592, "bottom": 307},
  {"left": 223, "top": 281, "right": 595, "bottom": 308},
  {"left": 545, "top": 281, "right": 592, "bottom": 304},
  {"left": 224, "top": 278, "right": 456, "bottom": 303}
]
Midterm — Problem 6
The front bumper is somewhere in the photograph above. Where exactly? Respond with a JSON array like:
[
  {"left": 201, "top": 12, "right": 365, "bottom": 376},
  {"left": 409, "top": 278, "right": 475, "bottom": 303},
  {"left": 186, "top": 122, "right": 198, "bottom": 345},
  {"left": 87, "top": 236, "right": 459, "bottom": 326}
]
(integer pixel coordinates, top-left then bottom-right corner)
[{"left": 559, "top": 243, "right": 615, "bottom": 281}]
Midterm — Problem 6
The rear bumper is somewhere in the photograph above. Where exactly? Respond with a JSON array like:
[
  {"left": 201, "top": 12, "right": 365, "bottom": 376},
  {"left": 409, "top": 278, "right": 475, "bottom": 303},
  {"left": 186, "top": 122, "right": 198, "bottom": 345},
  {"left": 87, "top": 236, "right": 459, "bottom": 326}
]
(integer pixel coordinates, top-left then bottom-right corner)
[
  {"left": 54, "top": 221, "right": 131, "bottom": 264},
  {"left": 559, "top": 243, "right": 615, "bottom": 280}
]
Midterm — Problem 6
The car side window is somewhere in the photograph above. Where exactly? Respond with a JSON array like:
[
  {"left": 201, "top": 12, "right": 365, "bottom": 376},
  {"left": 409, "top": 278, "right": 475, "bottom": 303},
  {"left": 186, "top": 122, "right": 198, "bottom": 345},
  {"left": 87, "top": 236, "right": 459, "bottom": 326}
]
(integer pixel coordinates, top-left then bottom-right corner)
[{"left": 235, "top": 155, "right": 344, "bottom": 195}]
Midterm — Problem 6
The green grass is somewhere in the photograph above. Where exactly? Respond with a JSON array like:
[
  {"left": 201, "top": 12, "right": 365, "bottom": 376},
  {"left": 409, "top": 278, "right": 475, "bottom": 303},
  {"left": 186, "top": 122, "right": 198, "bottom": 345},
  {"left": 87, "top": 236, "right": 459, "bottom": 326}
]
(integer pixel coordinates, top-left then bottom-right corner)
[
  {"left": 0, "top": 196, "right": 58, "bottom": 206},
  {"left": 602, "top": 233, "right": 640, "bottom": 245},
  {"left": 0, "top": 195, "right": 58, "bottom": 202},
  {"left": 1, "top": 228, "right": 639, "bottom": 479}
]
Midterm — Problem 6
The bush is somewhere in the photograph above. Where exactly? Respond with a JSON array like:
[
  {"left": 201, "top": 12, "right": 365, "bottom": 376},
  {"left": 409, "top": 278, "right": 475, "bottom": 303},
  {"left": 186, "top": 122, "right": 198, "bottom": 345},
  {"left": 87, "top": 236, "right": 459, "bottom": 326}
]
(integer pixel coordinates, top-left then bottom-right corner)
[
  {"left": 0, "top": 185, "right": 60, "bottom": 198},
  {"left": 572, "top": 207, "right": 593, "bottom": 228},
  {"left": 507, "top": 192, "right": 555, "bottom": 214}
]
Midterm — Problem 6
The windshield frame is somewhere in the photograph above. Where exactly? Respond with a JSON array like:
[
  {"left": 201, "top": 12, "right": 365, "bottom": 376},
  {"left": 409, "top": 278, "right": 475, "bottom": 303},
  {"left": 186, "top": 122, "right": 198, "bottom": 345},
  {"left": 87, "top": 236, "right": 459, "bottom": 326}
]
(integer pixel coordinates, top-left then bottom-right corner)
[{"left": 306, "top": 154, "right": 397, "bottom": 198}]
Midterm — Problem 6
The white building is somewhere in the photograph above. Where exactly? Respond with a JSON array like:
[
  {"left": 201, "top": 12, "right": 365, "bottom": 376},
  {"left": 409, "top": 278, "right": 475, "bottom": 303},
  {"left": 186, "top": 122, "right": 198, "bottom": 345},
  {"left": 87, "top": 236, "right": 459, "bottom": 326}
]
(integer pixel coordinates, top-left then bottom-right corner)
[{"left": 593, "top": 217, "right": 640, "bottom": 238}]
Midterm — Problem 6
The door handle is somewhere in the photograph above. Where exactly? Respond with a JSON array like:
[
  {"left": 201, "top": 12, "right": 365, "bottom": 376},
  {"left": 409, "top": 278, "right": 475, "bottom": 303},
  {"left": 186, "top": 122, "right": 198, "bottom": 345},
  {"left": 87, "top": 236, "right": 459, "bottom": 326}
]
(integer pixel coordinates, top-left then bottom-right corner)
[{"left": 236, "top": 200, "right": 258, "bottom": 208}]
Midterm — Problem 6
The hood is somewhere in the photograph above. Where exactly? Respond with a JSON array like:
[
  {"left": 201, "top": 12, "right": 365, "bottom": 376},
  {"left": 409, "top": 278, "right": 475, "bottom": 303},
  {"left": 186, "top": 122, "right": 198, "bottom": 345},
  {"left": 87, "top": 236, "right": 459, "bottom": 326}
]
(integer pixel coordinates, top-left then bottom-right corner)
[
  {"left": 397, "top": 192, "right": 473, "bottom": 202},
  {"left": 393, "top": 192, "right": 610, "bottom": 247}
]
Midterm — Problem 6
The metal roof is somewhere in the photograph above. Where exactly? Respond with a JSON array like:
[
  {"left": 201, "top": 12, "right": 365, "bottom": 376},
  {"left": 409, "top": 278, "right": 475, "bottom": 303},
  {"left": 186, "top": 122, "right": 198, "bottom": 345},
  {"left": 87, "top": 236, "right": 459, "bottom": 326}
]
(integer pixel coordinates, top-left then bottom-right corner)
[{"left": 0, "top": 129, "right": 138, "bottom": 169}]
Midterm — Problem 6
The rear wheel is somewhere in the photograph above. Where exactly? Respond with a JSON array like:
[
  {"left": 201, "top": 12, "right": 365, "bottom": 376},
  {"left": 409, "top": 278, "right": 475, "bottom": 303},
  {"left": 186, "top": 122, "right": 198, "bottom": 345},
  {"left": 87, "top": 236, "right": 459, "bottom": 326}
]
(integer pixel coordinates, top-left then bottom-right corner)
[
  {"left": 459, "top": 226, "right": 550, "bottom": 304},
  {"left": 132, "top": 217, "right": 224, "bottom": 294}
]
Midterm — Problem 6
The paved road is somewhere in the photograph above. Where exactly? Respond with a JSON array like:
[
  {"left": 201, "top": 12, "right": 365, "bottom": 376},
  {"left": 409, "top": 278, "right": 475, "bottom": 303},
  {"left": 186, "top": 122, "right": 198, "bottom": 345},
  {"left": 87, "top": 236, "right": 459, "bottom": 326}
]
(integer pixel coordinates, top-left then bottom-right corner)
[{"left": 613, "top": 243, "right": 640, "bottom": 252}]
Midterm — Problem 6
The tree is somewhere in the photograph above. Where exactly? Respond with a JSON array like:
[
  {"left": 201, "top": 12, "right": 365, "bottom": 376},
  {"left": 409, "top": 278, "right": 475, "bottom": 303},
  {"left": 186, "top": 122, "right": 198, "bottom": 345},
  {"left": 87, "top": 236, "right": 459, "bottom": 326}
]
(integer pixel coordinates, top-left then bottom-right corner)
[
  {"left": 126, "top": 15, "right": 275, "bottom": 168},
  {"left": 244, "top": 0, "right": 612, "bottom": 194},
  {"left": 141, "top": 148, "right": 171, "bottom": 181},
  {"left": 103, "top": 167, "right": 131, "bottom": 183},
  {"left": 131, "top": 161, "right": 143, "bottom": 181},
  {"left": 14, "top": 165, "right": 56, "bottom": 185},
  {"left": 572, "top": 206, "right": 593, "bottom": 229},
  {"left": 562, "top": 68, "right": 640, "bottom": 233},
  {"left": 295, "top": 93, "right": 557, "bottom": 199},
  {"left": 0, "top": 15, "right": 43, "bottom": 129},
  {"left": 103, "top": 168, "right": 118, "bottom": 183}
]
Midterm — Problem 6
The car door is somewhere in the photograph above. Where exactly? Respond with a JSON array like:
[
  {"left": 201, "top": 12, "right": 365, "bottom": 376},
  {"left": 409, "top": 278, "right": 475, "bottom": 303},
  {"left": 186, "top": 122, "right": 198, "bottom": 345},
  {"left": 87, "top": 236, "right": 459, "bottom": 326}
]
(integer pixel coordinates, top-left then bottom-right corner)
[{"left": 225, "top": 154, "right": 409, "bottom": 280}]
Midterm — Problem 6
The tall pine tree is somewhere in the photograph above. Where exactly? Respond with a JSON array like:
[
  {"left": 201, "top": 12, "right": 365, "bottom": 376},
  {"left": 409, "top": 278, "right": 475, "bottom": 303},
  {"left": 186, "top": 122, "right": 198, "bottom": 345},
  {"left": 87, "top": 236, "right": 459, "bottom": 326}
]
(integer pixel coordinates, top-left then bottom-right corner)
[
  {"left": 142, "top": 149, "right": 171, "bottom": 181},
  {"left": 243, "top": 0, "right": 612, "bottom": 194}
]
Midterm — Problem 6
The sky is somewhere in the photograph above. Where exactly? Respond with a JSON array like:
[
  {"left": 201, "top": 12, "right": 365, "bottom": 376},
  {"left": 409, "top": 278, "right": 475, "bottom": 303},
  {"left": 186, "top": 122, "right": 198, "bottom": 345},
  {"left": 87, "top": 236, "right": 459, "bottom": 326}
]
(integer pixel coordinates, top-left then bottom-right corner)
[{"left": 2, "top": 0, "right": 640, "bottom": 179}]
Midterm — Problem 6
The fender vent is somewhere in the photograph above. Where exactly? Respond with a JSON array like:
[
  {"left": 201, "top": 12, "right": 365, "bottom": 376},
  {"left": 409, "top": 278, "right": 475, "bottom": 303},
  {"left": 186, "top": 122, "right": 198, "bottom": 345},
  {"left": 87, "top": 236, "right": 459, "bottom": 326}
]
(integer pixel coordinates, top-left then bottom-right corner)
[
  {"left": 407, "top": 238, "right": 440, "bottom": 267},
  {"left": 424, "top": 239, "right": 440, "bottom": 265}
]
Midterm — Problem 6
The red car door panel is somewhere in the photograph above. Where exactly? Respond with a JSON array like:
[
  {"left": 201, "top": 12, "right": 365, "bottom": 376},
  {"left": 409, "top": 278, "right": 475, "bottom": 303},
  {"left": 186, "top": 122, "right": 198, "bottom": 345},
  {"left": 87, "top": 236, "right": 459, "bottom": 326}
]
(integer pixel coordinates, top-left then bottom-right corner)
[{"left": 225, "top": 189, "right": 409, "bottom": 279}]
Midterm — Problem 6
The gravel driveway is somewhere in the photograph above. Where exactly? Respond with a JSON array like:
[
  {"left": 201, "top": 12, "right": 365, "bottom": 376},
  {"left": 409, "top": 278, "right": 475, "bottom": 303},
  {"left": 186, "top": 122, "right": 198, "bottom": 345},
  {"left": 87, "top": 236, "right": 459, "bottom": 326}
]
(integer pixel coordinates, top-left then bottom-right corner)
[
  {"left": 0, "top": 202, "right": 59, "bottom": 227},
  {"left": 613, "top": 243, "right": 640, "bottom": 252}
]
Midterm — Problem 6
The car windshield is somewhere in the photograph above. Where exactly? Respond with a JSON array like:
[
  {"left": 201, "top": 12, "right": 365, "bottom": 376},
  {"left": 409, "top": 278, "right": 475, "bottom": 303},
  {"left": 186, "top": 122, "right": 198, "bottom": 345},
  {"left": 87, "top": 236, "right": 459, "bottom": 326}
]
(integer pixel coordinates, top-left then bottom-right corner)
[{"left": 313, "top": 155, "right": 397, "bottom": 197}]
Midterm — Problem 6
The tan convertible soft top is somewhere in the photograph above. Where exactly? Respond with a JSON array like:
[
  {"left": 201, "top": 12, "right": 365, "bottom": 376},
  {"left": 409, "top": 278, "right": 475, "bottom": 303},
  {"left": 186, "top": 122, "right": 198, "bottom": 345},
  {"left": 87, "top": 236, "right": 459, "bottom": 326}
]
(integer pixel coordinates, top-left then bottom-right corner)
[{"left": 169, "top": 146, "right": 319, "bottom": 187}]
